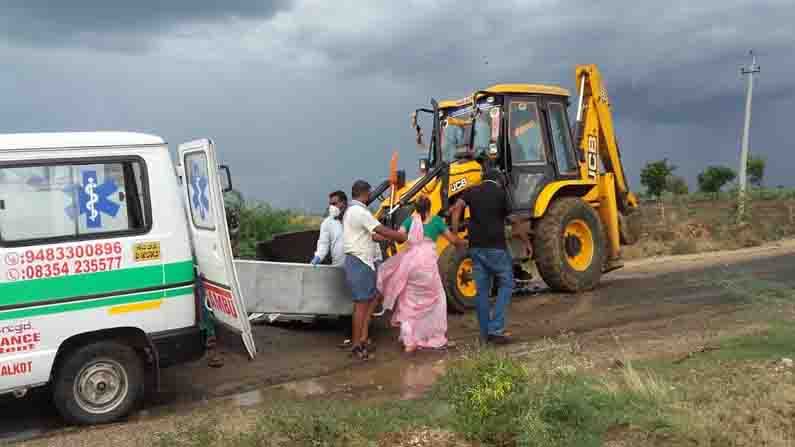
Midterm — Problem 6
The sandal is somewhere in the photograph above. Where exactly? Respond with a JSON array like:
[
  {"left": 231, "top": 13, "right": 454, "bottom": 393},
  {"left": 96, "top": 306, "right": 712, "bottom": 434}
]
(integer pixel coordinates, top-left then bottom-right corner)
[
  {"left": 351, "top": 345, "right": 373, "bottom": 361},
  {"left": 339, "top": 338, "right": 376, "bottom": 352}
]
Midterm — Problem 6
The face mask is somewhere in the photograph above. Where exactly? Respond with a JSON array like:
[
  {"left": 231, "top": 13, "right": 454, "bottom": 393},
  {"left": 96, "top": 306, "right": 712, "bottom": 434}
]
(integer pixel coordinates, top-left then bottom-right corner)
[{"left": 328, "top": 205, "right": 341, "bottom": 218}]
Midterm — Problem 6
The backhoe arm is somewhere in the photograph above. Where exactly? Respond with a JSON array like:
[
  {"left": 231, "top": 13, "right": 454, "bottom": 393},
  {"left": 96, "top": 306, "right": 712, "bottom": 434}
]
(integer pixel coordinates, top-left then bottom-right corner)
[{"left": 574, "top": 64, "right": 637, "bottom": 211}]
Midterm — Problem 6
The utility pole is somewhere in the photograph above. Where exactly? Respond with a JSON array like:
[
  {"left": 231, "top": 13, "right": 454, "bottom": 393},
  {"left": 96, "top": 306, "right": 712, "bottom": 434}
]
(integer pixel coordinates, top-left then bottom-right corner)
[{"left": 737, "top": 50, "right": 760, "bottom": 223}]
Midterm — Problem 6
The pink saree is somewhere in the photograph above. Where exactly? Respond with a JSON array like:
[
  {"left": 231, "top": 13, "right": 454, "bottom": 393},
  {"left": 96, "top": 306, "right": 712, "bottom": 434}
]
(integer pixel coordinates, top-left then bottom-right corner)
[{"left": 377, "top": 214, "right": 448, "bottom": 349}]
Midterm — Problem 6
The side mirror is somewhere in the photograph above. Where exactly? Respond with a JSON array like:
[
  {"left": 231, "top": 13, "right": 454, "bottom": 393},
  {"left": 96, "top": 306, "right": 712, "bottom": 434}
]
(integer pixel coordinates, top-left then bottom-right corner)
[
  {"left": 412, "top": 112, "right": 424, "bottom": 146},
  {"left": 218, "top": 165, "right": 233, "bottom": 193}
]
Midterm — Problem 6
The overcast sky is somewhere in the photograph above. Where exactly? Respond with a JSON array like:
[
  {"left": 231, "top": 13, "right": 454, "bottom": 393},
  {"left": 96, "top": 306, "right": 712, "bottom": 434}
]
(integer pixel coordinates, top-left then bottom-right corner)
[{"left": 1, "top": 0, "right": 792, "bottom": 211}]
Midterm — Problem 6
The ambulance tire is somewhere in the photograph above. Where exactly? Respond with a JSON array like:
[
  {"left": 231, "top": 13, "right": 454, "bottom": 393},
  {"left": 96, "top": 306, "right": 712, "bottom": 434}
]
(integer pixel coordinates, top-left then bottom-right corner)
[{"left": 53, "top": 341, "right": 144, "bottom": 425}]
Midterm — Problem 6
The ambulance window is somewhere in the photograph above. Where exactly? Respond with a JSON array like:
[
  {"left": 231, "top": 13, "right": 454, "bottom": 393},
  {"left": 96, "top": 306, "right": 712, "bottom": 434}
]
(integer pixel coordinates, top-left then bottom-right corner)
[
  {"left": 0, "top": 159, "right": 149, "bottom": 244},
  {"left": 184, "top": 152, "right": 215, "bottom": 230}
]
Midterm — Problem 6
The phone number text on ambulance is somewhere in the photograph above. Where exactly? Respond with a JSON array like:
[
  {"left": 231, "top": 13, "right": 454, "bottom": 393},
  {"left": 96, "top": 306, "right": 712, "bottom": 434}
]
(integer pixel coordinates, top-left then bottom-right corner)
[{"left": 5, "top": 242, "right": 124, "bottom": 280}]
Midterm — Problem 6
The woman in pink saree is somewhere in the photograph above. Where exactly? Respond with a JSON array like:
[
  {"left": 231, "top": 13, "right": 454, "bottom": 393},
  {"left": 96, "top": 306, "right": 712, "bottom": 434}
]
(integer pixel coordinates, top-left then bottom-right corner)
[{"left": 377, "top": 196, "right": 467, "bottom": 353}]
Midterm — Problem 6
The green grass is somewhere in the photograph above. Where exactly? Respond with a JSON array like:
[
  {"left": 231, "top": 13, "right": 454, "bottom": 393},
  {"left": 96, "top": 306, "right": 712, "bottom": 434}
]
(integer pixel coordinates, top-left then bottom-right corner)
[
  {"left": 141, "top": 321, "right": 795, "bottom": 447},
  {"left": 153, "top": 399, "right": 454, "bottom": 447},
  {"left": 147, "top": 269, "right": 795, "bottom": 447},
  {"left": 630, "top": 321, "right": 795, "bottom": 446},
  {"left": 434, "top": 349, "right": 672, "bottom": 446},
  {"left": 237, "top": 202, "right": 320, "bottom": 259},
  {"left": 641, "top": 187, "right": 795, "bottom": 204},
  {"left": 711, "top": 322, "right": 795, "bottom": 362},
  {"left": 148, "top": 349, "right": 671, "bottom": 447},
  {"left": 712, "top": 272, "right": 795, "bottom": 306}
]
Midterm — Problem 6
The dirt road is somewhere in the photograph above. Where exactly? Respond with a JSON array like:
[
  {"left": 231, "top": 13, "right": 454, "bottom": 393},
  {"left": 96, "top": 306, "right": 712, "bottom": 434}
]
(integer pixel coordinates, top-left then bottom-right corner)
[{"left": 3, "top": 240, "right": 794, "bottom": 444}]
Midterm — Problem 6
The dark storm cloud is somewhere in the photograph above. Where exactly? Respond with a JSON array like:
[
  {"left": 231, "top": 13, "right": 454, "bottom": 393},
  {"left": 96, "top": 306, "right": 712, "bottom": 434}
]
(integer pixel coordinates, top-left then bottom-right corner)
[
  {"left": 0, "top": 0, "right": 791, "bottom": 208},
  {"left": 261, "top": 0, "right": 793, "bottom": 197},
  {"left": 286, "top": 0, "right": 794, "bottom": 126},
  {"left": 0, "top": 1, "right": 291, "bottom": 50}
]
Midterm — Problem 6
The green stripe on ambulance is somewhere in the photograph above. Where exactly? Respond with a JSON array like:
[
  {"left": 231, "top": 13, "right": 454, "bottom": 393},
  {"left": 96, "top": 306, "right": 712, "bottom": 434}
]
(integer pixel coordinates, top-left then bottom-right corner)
[
  {"left": 0, "top": 260, "right": 194, "bottom": 308},
  {"left": 0, "top": 285, "right": 195, "bottom": 320}
]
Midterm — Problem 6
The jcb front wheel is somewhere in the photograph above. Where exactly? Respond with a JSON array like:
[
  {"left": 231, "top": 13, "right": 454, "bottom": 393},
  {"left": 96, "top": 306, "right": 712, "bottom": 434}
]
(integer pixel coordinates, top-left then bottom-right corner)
[
  {"left": 438, "top": 246, "right": 478, "bottom": 313},
  {"left": 533, "top": 198, "right": 607, "bottom": 292}
]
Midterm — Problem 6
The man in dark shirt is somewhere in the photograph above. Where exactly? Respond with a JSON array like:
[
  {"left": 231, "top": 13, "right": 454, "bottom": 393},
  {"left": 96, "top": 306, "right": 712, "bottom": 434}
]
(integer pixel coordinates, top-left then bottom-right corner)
[{"left": 451, "top": 169, "right": 514, "bottom": 345}]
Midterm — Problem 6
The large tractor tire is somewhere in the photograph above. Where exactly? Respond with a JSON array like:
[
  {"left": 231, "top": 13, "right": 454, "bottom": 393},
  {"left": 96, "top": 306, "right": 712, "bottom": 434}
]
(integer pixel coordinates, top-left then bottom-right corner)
[
  {"left": 533, "top": 198, "right": 607, "bottom": 292},
  {"left": 438, "top": 245, "right": 478, "bottom": 313}
]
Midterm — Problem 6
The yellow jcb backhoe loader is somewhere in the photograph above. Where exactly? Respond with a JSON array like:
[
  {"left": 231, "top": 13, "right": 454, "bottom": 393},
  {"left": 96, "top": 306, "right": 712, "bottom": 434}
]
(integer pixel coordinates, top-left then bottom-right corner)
[{"left": 369, "top": 65, "right": 640, "bottom": 312}]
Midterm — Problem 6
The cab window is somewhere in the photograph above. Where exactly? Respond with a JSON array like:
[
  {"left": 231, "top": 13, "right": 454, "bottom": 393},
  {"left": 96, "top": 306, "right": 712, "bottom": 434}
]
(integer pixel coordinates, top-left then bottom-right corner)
[
  {"left": 548, "top": 103, "right": 579, "bottom": 174},
  {"left": 472, "top": 108, "right": 493, "bottom": 157},
  {"left": 0, "top": 159, "right": 149, "bottom": 245},
  {"left": 508, "top": 101, "right": 545, "bottom": 163},
  {"left": 440, "top": 113, "right": 472, "bottom": 163},
  {"left": 440, "top": 119, "right": 464, "bottom": 163}
]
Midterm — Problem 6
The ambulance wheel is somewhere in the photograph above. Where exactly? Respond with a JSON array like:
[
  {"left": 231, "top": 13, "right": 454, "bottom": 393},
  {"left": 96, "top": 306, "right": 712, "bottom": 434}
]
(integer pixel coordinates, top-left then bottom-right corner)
[
  {"left": 533, "top": 197, "right": 607, "bottom": 292},
  {"left": 439, "top": 245, "right": 478, "bottom": 313},
  {"left": 53, "top": 341, "right": 144, "bottom": 425}
]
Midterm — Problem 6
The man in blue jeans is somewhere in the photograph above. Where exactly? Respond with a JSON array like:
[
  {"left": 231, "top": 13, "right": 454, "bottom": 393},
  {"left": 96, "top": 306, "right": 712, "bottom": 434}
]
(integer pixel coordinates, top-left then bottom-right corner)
[{"left": 451, "top": 169, "right": 514, "bottom": 345}]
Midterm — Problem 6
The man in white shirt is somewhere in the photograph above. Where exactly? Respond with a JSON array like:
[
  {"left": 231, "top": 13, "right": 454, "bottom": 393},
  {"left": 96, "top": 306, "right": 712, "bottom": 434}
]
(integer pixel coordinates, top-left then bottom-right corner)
[
  {"left": 311, "top": 190, "right": 347, "bottom": 267},
  {"left": 343, "top": 180, "right": 407, "bottom": 360}
]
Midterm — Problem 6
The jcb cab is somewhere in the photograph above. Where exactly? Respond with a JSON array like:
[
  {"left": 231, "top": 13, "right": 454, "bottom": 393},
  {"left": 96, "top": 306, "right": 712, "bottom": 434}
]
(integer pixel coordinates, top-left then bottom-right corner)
[{"left": 0, "top": 132, "right": 254, "bottom": 424}]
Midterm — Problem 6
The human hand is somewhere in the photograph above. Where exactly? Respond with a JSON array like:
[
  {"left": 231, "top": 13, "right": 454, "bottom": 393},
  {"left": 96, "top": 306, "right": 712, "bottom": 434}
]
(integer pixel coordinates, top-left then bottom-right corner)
[{"left": 372, "top": 233, "right": 387, "bottom": 242}]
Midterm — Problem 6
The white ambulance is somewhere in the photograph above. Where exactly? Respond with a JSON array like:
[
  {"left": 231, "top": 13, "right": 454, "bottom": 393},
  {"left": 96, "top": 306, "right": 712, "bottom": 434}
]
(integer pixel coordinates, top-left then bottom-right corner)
[{"left": 0, "top": 132, "right": 255, "bottom": 424}]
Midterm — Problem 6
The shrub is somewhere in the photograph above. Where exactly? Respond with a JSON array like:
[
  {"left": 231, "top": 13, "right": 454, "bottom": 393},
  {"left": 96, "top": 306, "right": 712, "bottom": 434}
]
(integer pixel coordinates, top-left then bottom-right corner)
[
  {"left": 434, "top": 350, "right": 668, "bottom": 446},
  {"left": 435, "top": 350, "right": 530, "bottom": 443},
  {"left": 238, "top": 202, "right": 319, "bottom": 258}
]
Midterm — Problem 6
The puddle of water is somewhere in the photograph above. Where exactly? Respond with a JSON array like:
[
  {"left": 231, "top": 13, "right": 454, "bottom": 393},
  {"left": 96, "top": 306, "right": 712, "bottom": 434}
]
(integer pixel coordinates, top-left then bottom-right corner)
[
  {"left": 399, "top": 361, "right": 447, "bottom": 400},
  {"left": 268, "top": 357, "right": 449, "bottom": 402},
  {"left": 280, "top": 378, "right": 330, "bottom": 397},
  {"left": 233, "top": 390, "right": 265, "bottom": 407}
]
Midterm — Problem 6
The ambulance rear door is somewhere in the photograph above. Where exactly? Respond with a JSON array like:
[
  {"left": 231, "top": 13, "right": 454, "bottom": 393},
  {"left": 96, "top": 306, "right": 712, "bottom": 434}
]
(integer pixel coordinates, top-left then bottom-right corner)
[{"left": 177, "top": 139, "right": 256, "bottom": 359}]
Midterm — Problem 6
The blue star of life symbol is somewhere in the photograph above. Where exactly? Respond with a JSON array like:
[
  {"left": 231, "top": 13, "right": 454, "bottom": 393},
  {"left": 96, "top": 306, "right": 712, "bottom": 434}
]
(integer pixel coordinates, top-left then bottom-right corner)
[
  {"left": 64, "top": 170, "right": 120, "bottom": 228},
  {"left": 190, "top": 162, "right": 210, "bottom": 220}
]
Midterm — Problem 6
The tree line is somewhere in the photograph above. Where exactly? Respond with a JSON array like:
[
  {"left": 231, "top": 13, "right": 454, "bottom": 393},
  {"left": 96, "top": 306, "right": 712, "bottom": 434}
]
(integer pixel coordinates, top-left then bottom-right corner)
[{"left": 639, "top": 154, "right": 765, "bottom": 198}]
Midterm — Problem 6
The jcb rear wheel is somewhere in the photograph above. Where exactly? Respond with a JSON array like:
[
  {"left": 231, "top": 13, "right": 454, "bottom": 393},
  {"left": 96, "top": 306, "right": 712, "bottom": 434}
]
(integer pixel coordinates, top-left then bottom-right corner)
[
  {"left": 533, "top": 198, "right": 607, "bottom": 292},
  {"left": 438, "top": 245, "right": 478, "bottom": 313}
]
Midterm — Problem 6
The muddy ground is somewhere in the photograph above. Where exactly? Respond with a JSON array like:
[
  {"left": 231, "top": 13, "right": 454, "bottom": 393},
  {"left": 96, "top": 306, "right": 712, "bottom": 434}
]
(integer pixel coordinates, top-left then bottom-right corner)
[{"left": 3, "top": 239, "right": 795, "bottom": 444}]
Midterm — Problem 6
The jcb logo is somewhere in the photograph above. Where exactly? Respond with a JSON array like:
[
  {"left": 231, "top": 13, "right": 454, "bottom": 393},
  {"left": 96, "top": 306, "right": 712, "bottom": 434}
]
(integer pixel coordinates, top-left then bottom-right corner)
[
  {"left": 600, "top": 86, "right": 610, "bottom": 105},
  {"left": 587, "top": 135, "right": 598, "bottom": 178},
  {"left": 451, "top": 178, "right": 468, "bottom": 193}
]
